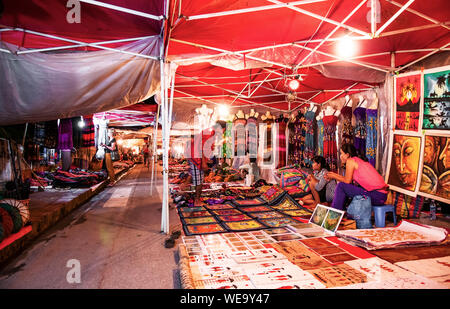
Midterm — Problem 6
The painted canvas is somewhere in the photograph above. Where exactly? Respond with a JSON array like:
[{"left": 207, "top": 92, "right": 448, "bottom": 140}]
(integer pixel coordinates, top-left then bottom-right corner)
[
  {"left": 423, "top": 69, "right": 450, "bottom": 130},
  {"left": 419, "top": 134, "right": 450, "bottom": 202},
  {"left": 387, "top": 134, "right": 422, "bottom": 194},
  {"left": 395, "top": 74, "right": 421, "bottom": 132}
]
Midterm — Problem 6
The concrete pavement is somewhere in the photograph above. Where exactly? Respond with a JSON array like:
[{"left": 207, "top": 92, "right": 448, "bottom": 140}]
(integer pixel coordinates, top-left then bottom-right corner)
[{"left": 0, "top": 164, "right": 182, "bottom": 289}]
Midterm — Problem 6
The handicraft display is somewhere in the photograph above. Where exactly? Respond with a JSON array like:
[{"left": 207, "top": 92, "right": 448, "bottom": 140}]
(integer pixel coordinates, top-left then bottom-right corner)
[
  {"left": 386, "top": 134, "right": 422, "bottom": 195},
  {"left": 394, "top": 74, "right": 421, "bottom": 132},
  {"left": 423, "top": 68, "right": 450, "bottom": 130},
  {"left": 418, "top": 134, "right": 450, "bottom": 202}
]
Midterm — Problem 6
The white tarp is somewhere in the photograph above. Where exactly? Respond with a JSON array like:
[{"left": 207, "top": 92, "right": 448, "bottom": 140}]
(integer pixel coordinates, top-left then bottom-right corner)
[{"left": 0, "top": 37, "right": 161, "bottom": 125}]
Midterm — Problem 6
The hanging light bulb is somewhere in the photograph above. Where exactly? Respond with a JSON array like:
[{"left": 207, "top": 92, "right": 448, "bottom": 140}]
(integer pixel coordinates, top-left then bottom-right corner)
[
  {"left": 336, "top": 36, "right": 357, "bottom": 59},
  {"left": 78, "top": 116, "right": 85, "bottom": 128},
  {"left": 288, "top": 79, "right": 300, "bottom": 91}
]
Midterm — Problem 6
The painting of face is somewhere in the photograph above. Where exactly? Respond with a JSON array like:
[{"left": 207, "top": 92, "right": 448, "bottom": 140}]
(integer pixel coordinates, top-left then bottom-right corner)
[
  {"left": 388, "top": 134, "right": 421, "bottom": 192},
  {"left": 419, "top": 135, "right": 450, "bottom": 202}
]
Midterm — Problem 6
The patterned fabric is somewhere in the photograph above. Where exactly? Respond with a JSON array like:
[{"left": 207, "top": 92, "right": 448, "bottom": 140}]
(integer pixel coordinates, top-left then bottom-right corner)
[
  {"left": 353, "top": 107, "right": 367, "bottom": 156},
  {"left": 33, "top": 122, "right": 45, "bottom": 146},
  {"left": 224, "top": 120, "right": 233, "bottom": 158},
  {"left": 246, "top": 116, "right": 258, "bottom": 157},
  {"left": 323, "top": 115, "right": 338, "bottom": 172},
  {"left": 81, "top": 115, "right": 96, "bottom": 147},
  {"left": 341, "top": 106, "right": 354, "bottom": 145},
  {"left": 304, "top": 110, "right": 316, "bottom": 168},
  {"left": 366, "top": 109, "right": 377, "bottom": 167},
  {"left": 387, "top": 190, "right": 424, "bottom": 219},
  {"left": 259, "top": 186, "right": 285, "bottom": 203},
  {"left": 57, "top": 118, "right": 73, "bottom": 150},
  {"left": 276, "top": 117, "right": 288, "bottom": 168},
  {"left": 288, "top": 113, "right": 306, "bottom": 166},
  {"left": 44, "top": 120, "right": 58, "bottom": 149},
  {"left": 189, "top": 160, "right": 204, "bottom": 186},
  {"left": 317, "top": 119, "right": 324, "bottom": 156},
  {"left": 263, "top": 117, "right": 274, "bottom": 163},
  {"left": 222, "top": 220, "right": 264, "bottom": 231},
  {"left": 260, "top": 217, "right": 300, "bottom": 228},
  {"left": 233, "top": 117, "right": 247, "bottom": 156},
  {"left": 184, "top": 223, "right": 226, "bottom": 236}
]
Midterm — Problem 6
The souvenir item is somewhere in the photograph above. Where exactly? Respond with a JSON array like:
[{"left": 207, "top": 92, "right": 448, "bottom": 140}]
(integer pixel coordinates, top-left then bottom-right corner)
[
  {"left": 232, "top": 198, "right": 267, "bottom": 207},
  {"left": 395, "top": 74, "right": 421, "bottom": 132},
  {"left": 238, "top": 206, "right": 272, "bottom": 212},
  {"left": 183, "top": 217, "right": 218, "bottom": 225},
  {"left": 418, "top": 134, "right": 450, "bottom": 202},
  {"left": 212, "top": 209, "right": 243, "bottom": 216},
  {"left": 387, "top": 134, "right": 422, "bottom": 194},
  {"left": 249, "top": 211, "right": 285, "bottom": 220},
  {"left": 335, "top": 220, "right": 448, "bottom": 250},
  {"left": 184, "top": 223, "right": 226, "bottom": 236},
  {"left": 204, "top": 204, "right": 235, "bottom": 210},
  {"left": 218, "top": 214, "right": 252, "bottom": 222},
  {"left": 260, "top": 217, "right": 300, "bottom": 228},
  {"left": 423, "top": 68, "right": 450, "bottom": 130},
  {"left": 222, "top": 220, "right": 265, "bottom": 232},
  {"left": 179, "top": 210, "right": 211, "bottom": 218},
  {"left": 271, "top": 241, "right": 331, "bottom": 270},
  {"left": 259, "top": 186, "right": 286, "bottom": 204},
  {"left": 307, "top": 264, "right": 368, "bottom": 288}
]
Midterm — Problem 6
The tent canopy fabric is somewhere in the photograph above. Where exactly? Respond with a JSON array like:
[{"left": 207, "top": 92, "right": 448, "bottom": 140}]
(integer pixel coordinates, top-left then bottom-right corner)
[{"left": 0, "top": 0, "right": 449, "bottom": 121}]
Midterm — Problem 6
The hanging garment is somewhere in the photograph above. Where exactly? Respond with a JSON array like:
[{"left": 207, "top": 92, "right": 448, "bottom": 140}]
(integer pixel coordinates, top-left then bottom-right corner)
[
  {"left": 304, "top": 110, "right": 316, "bottom": 168},
  {"left": 233, "top": 117, "right": 247, "bottom": 157},
  {"left": 353, "top": 107, "right": 367, "bottom": 156},
  {"left": 323, "top": 114, "right": 338, "bottom": 172},
  {"left": 57, "top": 118, "right": 73, "bottom": 151},
  {"left": 366, "top": 108, "right": 378, "bottom": 167},
  {"left": 341, "top": 106, "right": 354, "bottom": 145},
  {"left": 44, "top": 120, "right": 58, "bottom": 149},
  {"left": 224, "top": 120, "right": 233, "bottom": 159},
  {"left": 263, "top": 117, "right": 274, "bottom": 163},
  {"left": 72, "top": 116, "right": 83, "bottom": 149},
  {"left": 276, "top": 117, "right": 288, "bottom": 168},
  {"left": 33, "top": 122, "right": 45, "bottom": 146},
  {"left": 95, "top": 118, "right": 109, "bottom": 160},
  {"left": 317, "top": 119, "right": 324, "bottom": 156},
  {"left": 246, "top": 116, "right": 258, "bottom": 158},
  {"left": 288, "top": 113, "right": 305, "bottom": 165},
  {"left": 81, "top": 115, "right": 96, "bottom": 147}
]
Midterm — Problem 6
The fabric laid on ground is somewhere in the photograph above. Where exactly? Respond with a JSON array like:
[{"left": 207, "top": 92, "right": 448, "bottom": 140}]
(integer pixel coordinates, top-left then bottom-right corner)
[{"left": 0, "top": 37, "right": 161, "bottom": 125}]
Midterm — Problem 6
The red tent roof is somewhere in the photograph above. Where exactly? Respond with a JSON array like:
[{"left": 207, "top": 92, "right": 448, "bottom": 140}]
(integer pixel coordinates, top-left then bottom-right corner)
[{"left": 1, "top": 0, "right": 449, "bottom": 114}]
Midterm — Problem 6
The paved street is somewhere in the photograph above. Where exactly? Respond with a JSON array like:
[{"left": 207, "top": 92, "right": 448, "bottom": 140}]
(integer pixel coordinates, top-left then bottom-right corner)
[{"left": 0, "top": 164, "right": 182, "bottom": 289}]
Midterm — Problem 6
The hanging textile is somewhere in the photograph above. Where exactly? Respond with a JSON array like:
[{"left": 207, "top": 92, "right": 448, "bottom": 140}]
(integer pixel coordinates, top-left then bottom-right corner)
[
  {"left": 288, "top": 112, "right": 305, "bottom": 165},
  {"left": 82, "top": 115, "right": 96, "bottom": 147},
  {"left": 263, "top": 117, "right": 274, "bottom": 163},
  {"left": 246, "top": 116, "right": 258, "bottom": 158},
  {"left": 323, "top": 114, "right": 338, "bottom": 172},
  {"left": 95, "top": 118, "right": 109, "bottom": 160},
  {"left": 32, "top": 122, "right": 45, "bottom": 146},
  {"left": 72, "top": 116, "right": 83, "bottom": 149},
  {"left": 366, "top": 109, "right": 378, "bottom": 167},
  {"left": 341, "top": 106, "right": 354, "bottom": 145},
  {"left": 233, "top": 116, "right": 247, "bottom": 157},
  {"left": 276, "top": 116, "right": 288, "bottom": 168},
  {"left": 224, "top": 120, "right": 233, "bottom": 159},
  {"left": 57, "top": 118, "right": 73, "bottom": 151},
  {"left": 317, "top": 118, "right": 324, "bottom": 156},
  {"left": 353, "top": 107, "right": 367, "bottom": 156},
  {"left": 44, "top": 120, "right": 58, "bottom": 149},
  {"left": 304, "top": 110, "right": 316, "bottom": 168}
]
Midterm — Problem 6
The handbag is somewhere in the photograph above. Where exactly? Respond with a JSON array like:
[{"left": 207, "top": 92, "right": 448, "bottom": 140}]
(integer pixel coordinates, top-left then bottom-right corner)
[{"left": 347, "top": 195, "right": 372, "bottom": 229}]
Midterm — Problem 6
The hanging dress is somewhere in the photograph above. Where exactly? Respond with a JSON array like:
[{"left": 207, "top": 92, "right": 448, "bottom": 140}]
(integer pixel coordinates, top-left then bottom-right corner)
[
  {"left": 288, "top": 113, "right": 303, "bottom": 165},
  {"left": 304, "top": 110, "right": 316, "bottom": 168},
  {"left": 353, "top": 107, "right": 367, "bottom": 157},
  {"left": 366, "top": 109, "right": 378, "bottom": 167},
  {"left": 95, "top": 118, "right": 109, "bottom": 160},
  {"left": 317, "top": 118, "right": 324, "bottom": 156},
  {"left": 246, "top": 116, "right": 258, "bottom": 158},
  {"left": 323, "top": 114, "right": 338, "bottom": 172},
  {"left": 57, "top": 118, "right": 73, "bottom": 151},
  {"left": 224, "top": 120, "right": 233, "bottom": 159},
  {"left": 341, "top": 106, "right": 354, "bottom": 145},
  {"left": 276, "top": 117, "right": 288, "bottom": 168},
  {"left": 234, "top": 117, "right": 247, "bottom": 157},
  {"left": 81, "top": 115, "right": 96, "bottom": 147},
  {"left": 263, "top": 117, "right": 274, "bottom": 163}
]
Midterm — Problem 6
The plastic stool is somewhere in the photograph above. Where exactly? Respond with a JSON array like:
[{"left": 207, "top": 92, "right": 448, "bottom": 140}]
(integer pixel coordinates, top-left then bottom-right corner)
[{"left": 372, "top": 204, "right": 397, "bottom": 228}]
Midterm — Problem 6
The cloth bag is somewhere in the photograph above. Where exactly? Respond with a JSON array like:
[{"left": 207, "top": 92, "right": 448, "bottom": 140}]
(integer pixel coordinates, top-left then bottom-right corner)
[{"left": 347, "top": 195, "right": 372, "bottom": 229}]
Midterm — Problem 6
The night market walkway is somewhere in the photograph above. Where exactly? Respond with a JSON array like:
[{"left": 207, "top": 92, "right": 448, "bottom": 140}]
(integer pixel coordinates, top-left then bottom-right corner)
[{"left": 0, "top": 164, "right": 182, "bottom": 289}]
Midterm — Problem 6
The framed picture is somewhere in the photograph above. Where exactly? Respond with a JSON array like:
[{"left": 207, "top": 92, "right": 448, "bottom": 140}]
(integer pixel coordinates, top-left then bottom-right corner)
[
  {"left": 386, "top": 133, "right": 423, "bottom": 196},
  {"left": 309, "top": 204, "right": 345, "bottom": 234},
  {"left": 394, "top": 73, "right": 421, "bottom": 132},
  {"left": 418, "top": 133, "right": 450, "bottom": 203},
  {"left": 423, "top": 67, "right": 450, "bottom": 130}
]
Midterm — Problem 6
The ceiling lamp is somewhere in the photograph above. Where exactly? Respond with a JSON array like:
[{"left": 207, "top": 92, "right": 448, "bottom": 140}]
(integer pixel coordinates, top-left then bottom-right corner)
[
  {"left": 336, "top": 35, "right": 357, "bottom": 59},
  {"left": 288, "top": 79, "right": 300, "bottom": 91},
  {"left": 217, "top": 104, "right": 230, "bottom": 120}
]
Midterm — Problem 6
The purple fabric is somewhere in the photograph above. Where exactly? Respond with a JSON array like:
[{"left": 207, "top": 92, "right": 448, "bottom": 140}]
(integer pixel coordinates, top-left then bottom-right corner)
[
  {"left": 58, "top": 118, "right": 73, "bottom": 150},
  {"left": 330, "top": 182, "right": 387, "bottom": 210}
]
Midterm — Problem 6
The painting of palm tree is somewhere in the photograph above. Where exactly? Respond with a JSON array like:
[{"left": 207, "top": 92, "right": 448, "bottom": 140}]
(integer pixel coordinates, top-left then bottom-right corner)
[{"left": 423, "top": 69, "right": 450, "bottom": 130}]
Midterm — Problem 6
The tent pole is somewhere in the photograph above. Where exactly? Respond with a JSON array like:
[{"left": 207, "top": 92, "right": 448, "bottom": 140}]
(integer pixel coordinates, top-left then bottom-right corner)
[
  {"left": 150, "top": 103, "right": 160, "bottom": 195},
  {"left": 375, "top": 0, "right": 415, "bottom": 37}
]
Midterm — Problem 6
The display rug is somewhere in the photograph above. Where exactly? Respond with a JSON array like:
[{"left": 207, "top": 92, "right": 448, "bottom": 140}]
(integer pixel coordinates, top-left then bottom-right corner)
[{"left": 179, "top": 229, "right": 448, "bottom": 289}]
